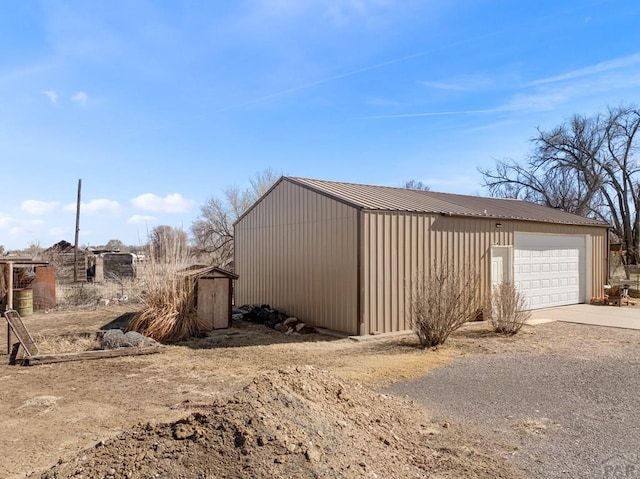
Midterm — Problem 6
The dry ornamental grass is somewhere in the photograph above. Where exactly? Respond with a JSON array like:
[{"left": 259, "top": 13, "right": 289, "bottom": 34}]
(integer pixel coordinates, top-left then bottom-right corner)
[{"left": 128, "top": 248, "right": 206, "bottom": 342}]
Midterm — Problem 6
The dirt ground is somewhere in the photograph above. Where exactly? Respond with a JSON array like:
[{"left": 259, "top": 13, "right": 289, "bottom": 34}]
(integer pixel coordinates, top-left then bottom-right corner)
[{"left": 0, "top": 305, "right": 636, "bottom": 478}]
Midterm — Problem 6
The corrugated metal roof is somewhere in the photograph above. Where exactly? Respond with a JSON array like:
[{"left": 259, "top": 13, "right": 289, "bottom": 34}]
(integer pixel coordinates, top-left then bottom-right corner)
[{"left": 286, "top": 177, "right": 608, "bottom": 227}]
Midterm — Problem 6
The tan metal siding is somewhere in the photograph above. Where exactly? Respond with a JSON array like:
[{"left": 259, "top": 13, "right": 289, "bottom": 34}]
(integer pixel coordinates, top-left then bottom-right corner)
[
  {"left": 362, "top": 212, "right": 608, "bottom": 334},
  {"left": 235, "top": 180, "right": 359, "bottom": 334}
]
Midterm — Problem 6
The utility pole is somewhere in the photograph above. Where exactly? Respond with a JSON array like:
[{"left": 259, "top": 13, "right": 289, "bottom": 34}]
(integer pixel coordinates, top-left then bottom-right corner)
[{"left": 74, "top": 179, "right": 82, "bottom": 282}]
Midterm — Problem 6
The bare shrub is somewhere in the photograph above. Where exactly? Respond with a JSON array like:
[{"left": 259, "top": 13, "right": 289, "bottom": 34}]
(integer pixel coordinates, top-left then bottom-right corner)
[
  {"left": 60, "top": 283, "right": 101, "bottom": 307},
  {"left": 486, "top": 282, "right": 530, "bottom": 335},
  {"left": 128, "top": 240, "right": 205, "bottom": 343},
  {"left": 411, "top": 260, "right": 481, "bottom": 347}
]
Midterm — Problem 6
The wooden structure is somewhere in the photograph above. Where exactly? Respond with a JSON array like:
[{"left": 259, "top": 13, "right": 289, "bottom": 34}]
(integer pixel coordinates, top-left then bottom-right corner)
[
  {"left": 4, "top": 309, "right": 39, "bottom": 363},
  {"left": 42, "top": 241, "right": 88, "bottom": 282},
  {"left": 3, "top": 309, "right": 164, "bottom": 366},
  {"left": 604, "top": 284, "right": 635, "bottom": 306},
  {"left": 188, "top": 266, "right": 238, "bottom": 330},
  {"left": 22, "top": 345, "right": 164, "bottom": 366},
  {"left": 1, "top": 259, "right": 53, "bottom": 313}
]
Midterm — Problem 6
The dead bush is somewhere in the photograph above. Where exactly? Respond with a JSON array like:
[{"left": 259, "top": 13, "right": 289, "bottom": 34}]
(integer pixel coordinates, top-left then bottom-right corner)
[
  {"left": 485, "top": 282, "right": 530, "bottom": 335},
  {"left": 128, "top": 241, "right": 205, "bottom": 343},
  {"left": 410, "top": 260, "right": 481, "bottom": 347}
]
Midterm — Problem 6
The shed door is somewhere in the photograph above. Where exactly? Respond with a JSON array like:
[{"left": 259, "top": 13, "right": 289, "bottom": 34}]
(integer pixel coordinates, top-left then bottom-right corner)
[
  {"left": 514, "top": 233, "right": 586, "bottom": 309},
  {"left": 197, "top": 278, "right": 230, "bottom": 330}
]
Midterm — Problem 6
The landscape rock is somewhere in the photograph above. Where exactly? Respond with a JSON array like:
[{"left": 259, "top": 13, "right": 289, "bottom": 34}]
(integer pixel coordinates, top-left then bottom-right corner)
[
  {"left": 124, "top": 331, "right": 158, "bottom": 347},
  {"left": 274, "top": 323, "right": 289, "bottom": 333},
  {"left": 283, "top": 317, "right": 298, "bottom": 327},
  {"left": 234, "top": 305, "right": 316, "bottom": 335},
  {"left": 100, "top": 329, "right": 129, "bottom": 349},
  {"left": 101, "top": 329, "right": 158, "bottom": 349},
  {"left": 122, "top": 331, "right": 146, "bottom": 347},
  {"left": 305, "top": 444, "right": 322, "bottom": 462}
]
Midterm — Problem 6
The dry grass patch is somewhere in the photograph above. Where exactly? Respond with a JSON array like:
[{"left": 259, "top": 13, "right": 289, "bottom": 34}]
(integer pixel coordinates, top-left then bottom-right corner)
[
  {"left": 33, "top": 333, "right": 100, "bottom": 354},
  {"left": 139, "top": 328, "right": 463, "bottom": 389}
]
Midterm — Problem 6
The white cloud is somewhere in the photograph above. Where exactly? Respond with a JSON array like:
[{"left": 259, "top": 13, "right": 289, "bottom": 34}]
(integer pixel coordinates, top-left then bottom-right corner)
[
  {"left": 71, "top": 91, "right": 89, "bottom": 106},
  {"left": 64, "top": 198, "right": 120, "bottom": 215},
  {"left": 128, "top": 214, "right": 156, "bottom": 225},
  {"left": 0, "top": 214, "right": 44, "bottom": 237},
  {"left": 42, "top": 90, "right": 58, "bottom": 104},
  {"left": 131, "top": 193, "right": 194, "bottom": 213},
  {"left": 528, "top": 52, "right": 640, "bottom": 87},
  {"left": 500, "top": 90, "right": 570, "bottom": 113},
  {"left": 500, "top": 67, "right": 640, "bottom": 114},
  {"left": 21, "top": 200, "right": 60, "bottom": 215}
]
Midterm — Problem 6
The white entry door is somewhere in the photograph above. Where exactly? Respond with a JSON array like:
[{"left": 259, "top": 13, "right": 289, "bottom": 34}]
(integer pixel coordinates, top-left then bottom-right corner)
[
  {"left": 514, "top": 233, "right": 586, "bottom": 309},
  {"left": 490, "top": 246, "right": 512, "bottom": 291}
]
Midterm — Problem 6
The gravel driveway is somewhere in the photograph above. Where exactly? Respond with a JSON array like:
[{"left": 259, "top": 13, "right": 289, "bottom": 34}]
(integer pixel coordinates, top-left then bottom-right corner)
[{"left": 386, "top": 323, "right": 640, "bottom": 479}]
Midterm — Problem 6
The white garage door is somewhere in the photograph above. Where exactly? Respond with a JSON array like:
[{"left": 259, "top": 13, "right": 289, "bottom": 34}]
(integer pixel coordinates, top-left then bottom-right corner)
[{"left": 514, "top": 233, "right": 586, "bottom": 309}]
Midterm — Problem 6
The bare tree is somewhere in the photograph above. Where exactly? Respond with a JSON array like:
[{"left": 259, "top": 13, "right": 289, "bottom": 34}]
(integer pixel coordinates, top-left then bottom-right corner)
[
  {"left": 148, "top": 226, "right": 189, "bottom": 263},
  {"left": 104, "top": 239, "right": 126, "bottom": 251},
  {"left": 25, "top": 242, "right": 43, "bottom": 260},
  {"left": 480, "top": 105, "right": 640, "bottom": 265},
  {"left": 191, "top": 168, "right": 280, "bottom": 266},
  {"left": 403, "top": 179, "right": 430, "bottom": 190}
]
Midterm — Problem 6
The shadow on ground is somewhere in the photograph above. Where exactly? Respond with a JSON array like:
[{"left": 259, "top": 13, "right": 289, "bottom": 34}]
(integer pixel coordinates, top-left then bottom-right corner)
[
  {"left": 101, "top": 313, "right": 343, "bottom": 350},
  {"left": 101, "top": 312, "right": 136, "bottom": 331}
]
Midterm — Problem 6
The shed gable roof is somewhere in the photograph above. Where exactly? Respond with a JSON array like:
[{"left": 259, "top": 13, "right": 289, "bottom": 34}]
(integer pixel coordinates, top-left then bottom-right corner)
[{"left": 286, "top": 177, "right": 608, "bottom": 227}]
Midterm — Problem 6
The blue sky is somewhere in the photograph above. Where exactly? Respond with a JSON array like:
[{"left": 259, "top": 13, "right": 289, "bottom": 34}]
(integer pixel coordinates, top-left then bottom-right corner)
[{"left": 1, "top": 0, "right": 639, "bottom": 250}]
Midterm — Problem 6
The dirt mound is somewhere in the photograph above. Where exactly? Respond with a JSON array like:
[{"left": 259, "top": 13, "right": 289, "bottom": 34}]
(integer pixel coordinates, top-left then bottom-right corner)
[{"left": 41, "top": 366, "right": 513, "bottom": 479}]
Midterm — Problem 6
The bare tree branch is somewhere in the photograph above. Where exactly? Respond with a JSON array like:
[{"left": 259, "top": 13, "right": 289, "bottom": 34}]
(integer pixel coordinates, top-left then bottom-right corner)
[
  {"left": 191, "top": 168, "right": 280, "bottom": 266},
  {"left": 480, "top": 105, "right": 640, "bottom": 264}
]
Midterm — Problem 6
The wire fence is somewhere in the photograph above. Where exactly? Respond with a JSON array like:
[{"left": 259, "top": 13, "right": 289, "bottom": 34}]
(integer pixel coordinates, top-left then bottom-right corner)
[{"left": 55, "top": 278, "right": 145, "bottom": 310}]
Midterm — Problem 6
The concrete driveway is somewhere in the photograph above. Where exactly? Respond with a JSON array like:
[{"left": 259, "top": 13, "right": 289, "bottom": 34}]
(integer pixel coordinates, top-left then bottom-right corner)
[{"left": 530, "top": 303, "right": 640, "bottom": 329}]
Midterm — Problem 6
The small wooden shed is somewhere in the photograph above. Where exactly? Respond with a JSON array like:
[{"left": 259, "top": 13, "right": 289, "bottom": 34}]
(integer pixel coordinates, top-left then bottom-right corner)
[{"left": 188, "top": 266, "right": 238, "bottom": 331}]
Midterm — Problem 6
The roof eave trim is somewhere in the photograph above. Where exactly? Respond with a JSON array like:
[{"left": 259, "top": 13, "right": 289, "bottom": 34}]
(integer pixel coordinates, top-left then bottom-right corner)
[{"left": 360, "top": 208, "right": 609, "bottom": 227}]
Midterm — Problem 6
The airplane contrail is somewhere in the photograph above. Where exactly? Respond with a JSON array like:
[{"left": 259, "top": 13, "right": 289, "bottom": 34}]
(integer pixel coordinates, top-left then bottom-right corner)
[{"left": 353, "top": 108, "right": 515, "bottom": 120}]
